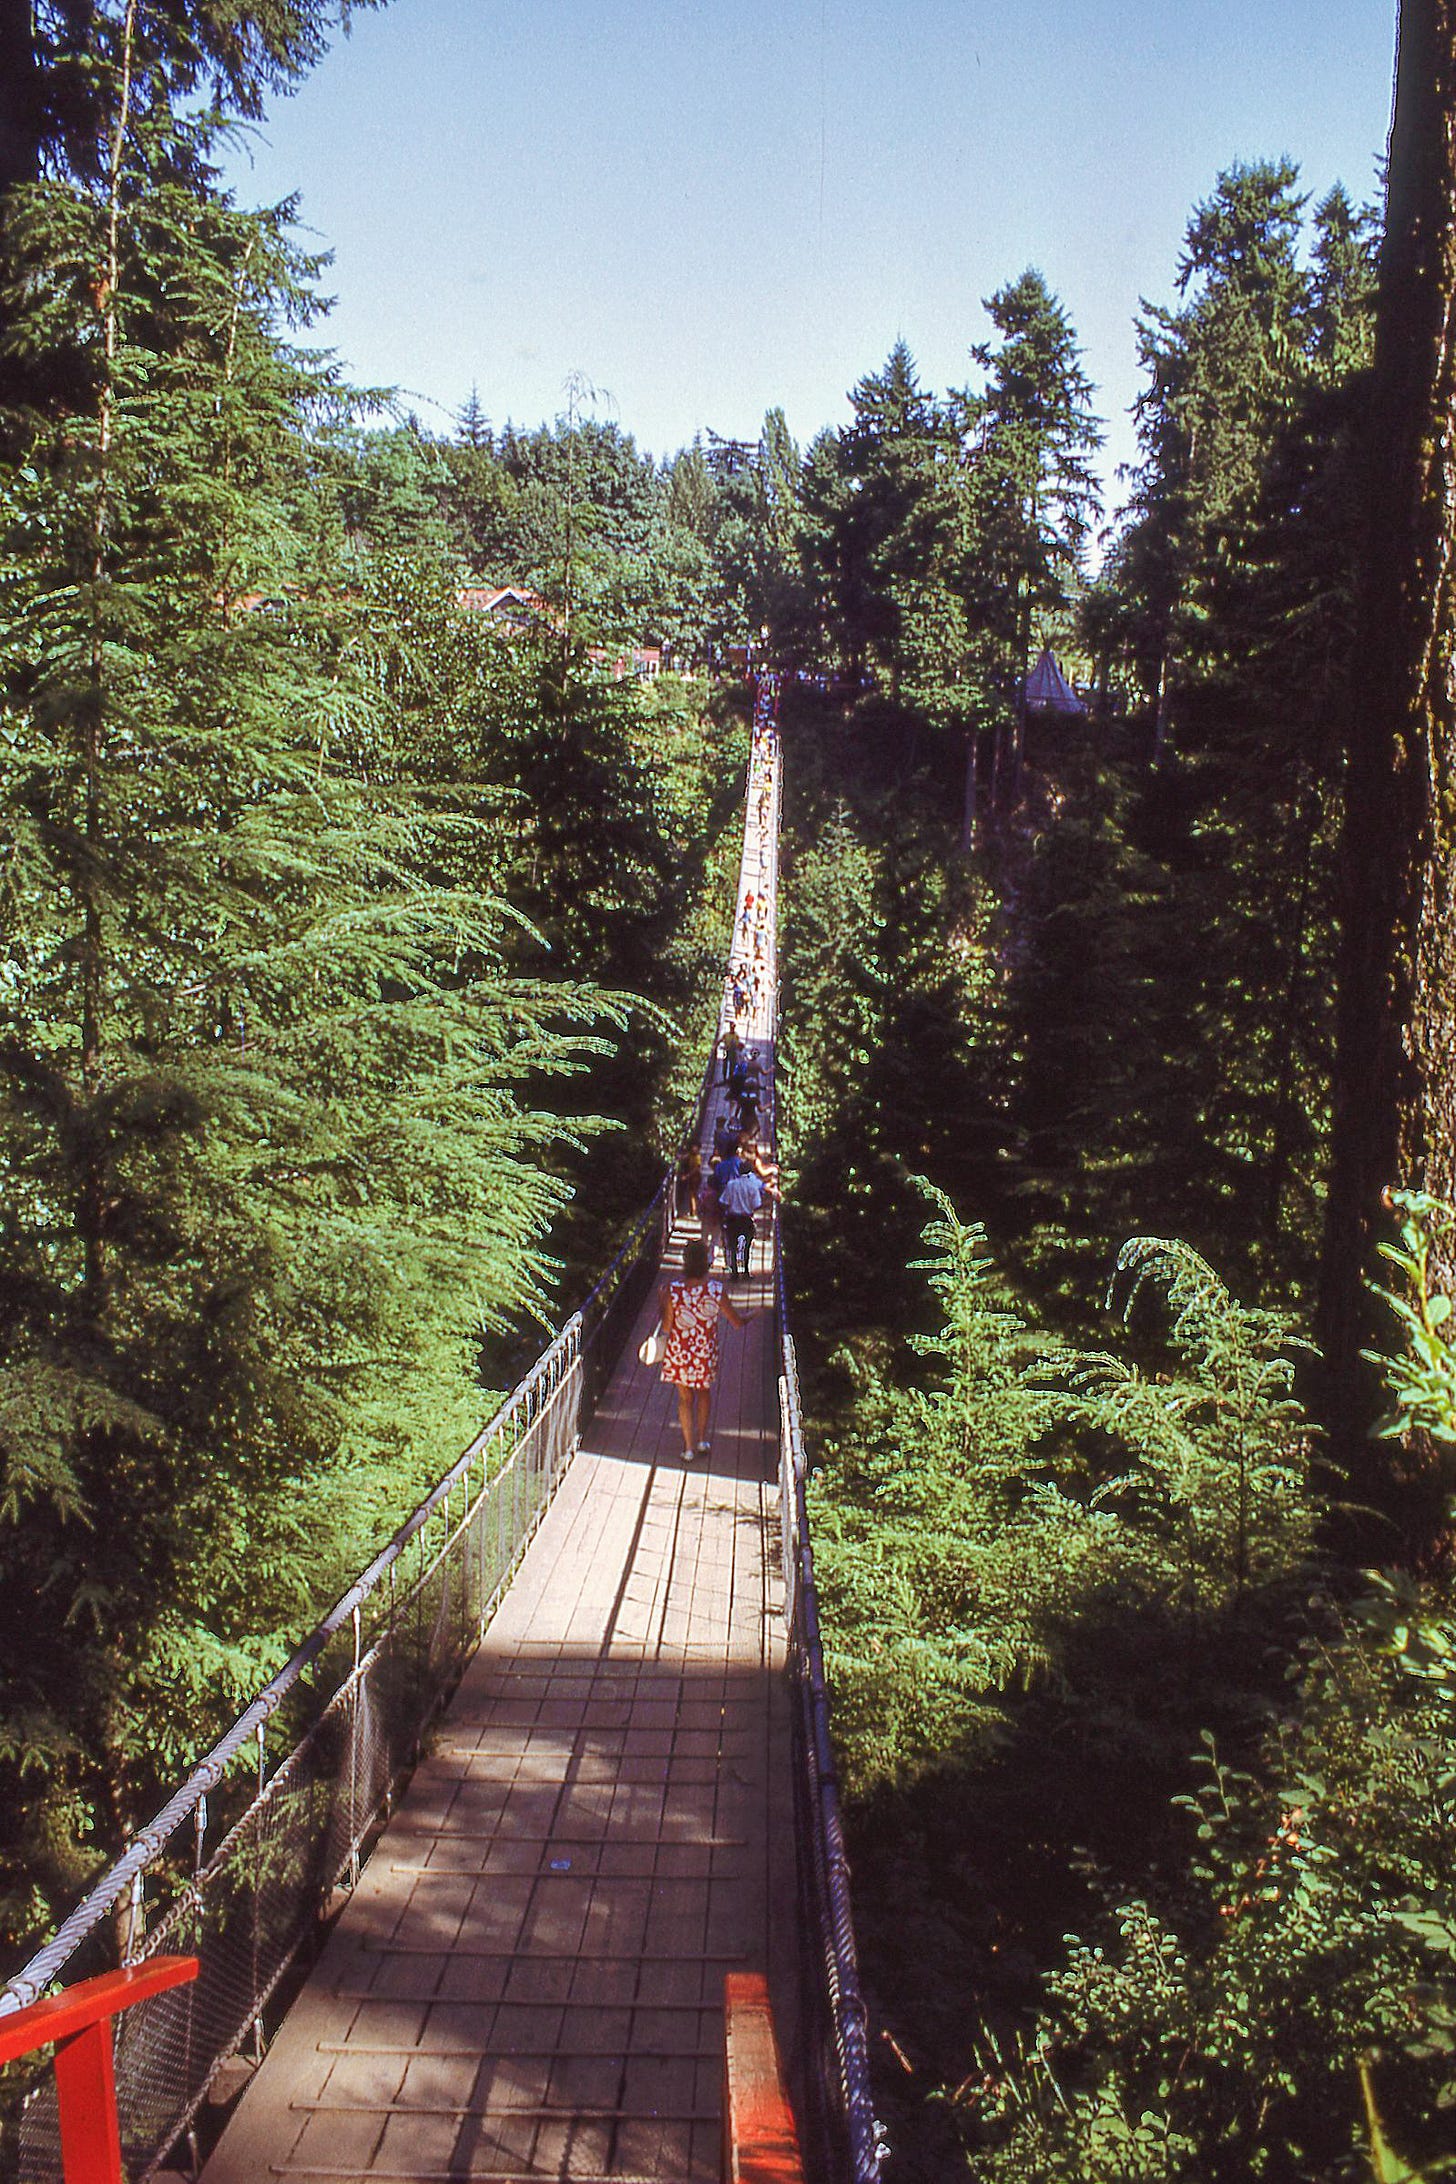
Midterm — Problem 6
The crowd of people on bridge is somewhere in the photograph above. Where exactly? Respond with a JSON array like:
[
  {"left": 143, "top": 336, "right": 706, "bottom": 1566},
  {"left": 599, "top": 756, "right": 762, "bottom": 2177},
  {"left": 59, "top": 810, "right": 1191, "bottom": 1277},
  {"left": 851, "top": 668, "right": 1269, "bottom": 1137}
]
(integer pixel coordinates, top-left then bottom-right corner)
[
  {"left": 658, "top": 677, "right": 782, "bottom": 1460},
  {"left": 726, "top": 676, "right": 778, "bottom": 1042}
]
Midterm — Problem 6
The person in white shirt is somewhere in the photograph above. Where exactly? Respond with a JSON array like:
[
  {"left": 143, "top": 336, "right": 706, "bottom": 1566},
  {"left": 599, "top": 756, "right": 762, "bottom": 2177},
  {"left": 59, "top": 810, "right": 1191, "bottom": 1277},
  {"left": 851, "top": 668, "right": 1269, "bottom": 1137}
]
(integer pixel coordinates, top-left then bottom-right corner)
[{"left": 719, "top": 1165, "right": 778, "bottom": 1280}]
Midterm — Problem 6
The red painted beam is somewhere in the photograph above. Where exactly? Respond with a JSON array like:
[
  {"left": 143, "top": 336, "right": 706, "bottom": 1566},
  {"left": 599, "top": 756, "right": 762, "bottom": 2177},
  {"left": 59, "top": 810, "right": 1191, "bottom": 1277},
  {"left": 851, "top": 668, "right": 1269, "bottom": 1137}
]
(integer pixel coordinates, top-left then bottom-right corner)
[
  {"left": 0, "top": 1957, "right": 199, "bottom": 2184},
  {"left": 723, "top": 1971, "right": 805, "bottom": 2184}
]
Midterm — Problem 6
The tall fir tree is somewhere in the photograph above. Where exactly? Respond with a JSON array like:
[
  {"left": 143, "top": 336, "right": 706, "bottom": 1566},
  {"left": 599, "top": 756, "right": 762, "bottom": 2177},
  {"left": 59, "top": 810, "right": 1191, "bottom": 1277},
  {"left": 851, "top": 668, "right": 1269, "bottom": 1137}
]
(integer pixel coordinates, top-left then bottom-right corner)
[
  {"left": 709, "top": 407, "right": 808, "bottom": 656},
  {"left": 1120, "top": 159, "right": 1310, "bottom": 754},
  {"left": 952, "top": 268, "right": 1101, "bottom": 826},
  {"left": 800, "top": 339, "right": 964, "bottom": 704}
]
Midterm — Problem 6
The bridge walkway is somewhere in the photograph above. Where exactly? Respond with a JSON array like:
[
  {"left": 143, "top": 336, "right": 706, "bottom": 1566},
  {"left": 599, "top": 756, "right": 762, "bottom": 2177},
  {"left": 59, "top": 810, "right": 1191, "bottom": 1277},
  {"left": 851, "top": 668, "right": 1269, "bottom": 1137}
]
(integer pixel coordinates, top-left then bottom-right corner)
[{"left": 202, "top": 1072, "right": 793, "bottom": 2184}]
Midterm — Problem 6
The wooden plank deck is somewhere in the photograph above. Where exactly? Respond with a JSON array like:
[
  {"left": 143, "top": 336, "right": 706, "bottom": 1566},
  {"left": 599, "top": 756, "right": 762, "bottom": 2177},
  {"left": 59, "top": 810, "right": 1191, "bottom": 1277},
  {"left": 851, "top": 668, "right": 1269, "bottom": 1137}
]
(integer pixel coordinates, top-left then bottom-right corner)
[{"left": 202, "top": 1091, "right": 793, "bottom": 2184}]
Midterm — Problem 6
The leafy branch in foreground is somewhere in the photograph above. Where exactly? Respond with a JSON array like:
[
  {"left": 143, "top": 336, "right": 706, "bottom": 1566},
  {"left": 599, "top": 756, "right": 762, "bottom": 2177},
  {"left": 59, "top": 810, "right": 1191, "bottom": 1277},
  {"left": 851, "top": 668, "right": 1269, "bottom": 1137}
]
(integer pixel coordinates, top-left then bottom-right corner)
[
  {"left": 1368, "top": 1189, "right": 1456, "bottom": 1448},
  {"left": 1058, "top": 1232, "right": 1314, "bottom": 1601}
]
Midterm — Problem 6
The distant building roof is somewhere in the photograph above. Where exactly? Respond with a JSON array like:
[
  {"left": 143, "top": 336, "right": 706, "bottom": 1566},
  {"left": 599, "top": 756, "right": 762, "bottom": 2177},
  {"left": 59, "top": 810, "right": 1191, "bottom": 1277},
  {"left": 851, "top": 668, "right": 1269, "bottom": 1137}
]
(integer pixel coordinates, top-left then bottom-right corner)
[
  {"left": 457, "top": 585, "right": 556, "bottom": 628},
  {"left": 1024, "top": 648, "right": 1086, "bottom": 717}
]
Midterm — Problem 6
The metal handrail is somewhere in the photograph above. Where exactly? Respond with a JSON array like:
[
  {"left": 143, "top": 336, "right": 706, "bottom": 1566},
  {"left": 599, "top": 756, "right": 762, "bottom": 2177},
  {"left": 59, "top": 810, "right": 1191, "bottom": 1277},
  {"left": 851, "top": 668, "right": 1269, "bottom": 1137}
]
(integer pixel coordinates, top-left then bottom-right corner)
[{"left": 775, "top": 1257, "right": 881, "bottom": 2184}]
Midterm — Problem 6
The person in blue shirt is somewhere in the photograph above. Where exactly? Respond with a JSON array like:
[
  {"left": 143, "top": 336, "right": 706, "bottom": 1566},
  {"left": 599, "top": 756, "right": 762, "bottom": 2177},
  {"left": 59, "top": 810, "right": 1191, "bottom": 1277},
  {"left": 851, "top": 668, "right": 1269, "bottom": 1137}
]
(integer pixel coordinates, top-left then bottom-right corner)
[{"left": 711, "top": 1144, "right": 744, "bottom": 1199}]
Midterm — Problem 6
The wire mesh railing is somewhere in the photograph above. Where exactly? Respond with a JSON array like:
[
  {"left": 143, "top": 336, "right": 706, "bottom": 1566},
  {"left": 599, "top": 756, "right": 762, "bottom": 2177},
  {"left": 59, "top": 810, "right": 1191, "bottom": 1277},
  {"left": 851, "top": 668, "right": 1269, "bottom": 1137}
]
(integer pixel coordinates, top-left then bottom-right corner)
[
  {"left": 775, "top": 1261, "right": 881, "bottom": 2184},
  {"left": 0, "top": 1188, "right": 674, "bottom": 2184}
]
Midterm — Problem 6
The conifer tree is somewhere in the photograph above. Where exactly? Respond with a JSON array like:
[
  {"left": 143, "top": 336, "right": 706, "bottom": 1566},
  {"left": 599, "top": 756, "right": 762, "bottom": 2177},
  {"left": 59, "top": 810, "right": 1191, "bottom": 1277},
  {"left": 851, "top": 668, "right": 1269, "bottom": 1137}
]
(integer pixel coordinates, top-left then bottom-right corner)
[
  {"left": 709, "top": 408, "right": 808, "bottom": 655},
  {"left": 800, "top": 340, "right": 963, "bottom": 701},
  {"left": 0, "top": 0, "right": 382, "bottom": 193},
  {"left": 665, "top": 437, "right": 716, "bottom": 540},
  {"left": 1119, "top": 160, "right": 1309, "bottom": 753},
  {"left": 457, "top": 382, "right": 491, "bottom": 451},
  {"left": 958, "top": 271, "right": 1101, "bottom": 635},
  {"left": 953, "top": 269, "right": 1101, "bottom": 819}
]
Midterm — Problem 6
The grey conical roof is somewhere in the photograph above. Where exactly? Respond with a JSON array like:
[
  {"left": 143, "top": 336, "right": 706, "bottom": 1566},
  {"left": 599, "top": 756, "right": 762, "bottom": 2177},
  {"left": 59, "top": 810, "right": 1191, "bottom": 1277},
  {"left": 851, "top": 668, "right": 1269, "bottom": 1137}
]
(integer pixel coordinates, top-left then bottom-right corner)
[{"left": 1024, "top": 648, "right": 1085, "bottom": 716}]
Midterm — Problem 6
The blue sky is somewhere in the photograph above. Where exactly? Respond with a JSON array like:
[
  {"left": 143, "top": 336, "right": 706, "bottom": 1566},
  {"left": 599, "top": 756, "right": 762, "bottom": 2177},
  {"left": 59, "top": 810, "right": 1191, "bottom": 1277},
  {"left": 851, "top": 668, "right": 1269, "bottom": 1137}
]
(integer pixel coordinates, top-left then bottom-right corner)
[{"left": 222, "top": 0, "right": 1399, "bottom": 519}]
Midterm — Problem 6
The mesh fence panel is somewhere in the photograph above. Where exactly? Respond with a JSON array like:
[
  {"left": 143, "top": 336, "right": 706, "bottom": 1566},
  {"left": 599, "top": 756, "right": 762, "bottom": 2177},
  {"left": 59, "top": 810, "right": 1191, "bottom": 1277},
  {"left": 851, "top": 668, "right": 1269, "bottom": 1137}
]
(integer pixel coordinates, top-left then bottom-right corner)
[{"left": 777, "top": 1284, "right": 882, "bottom": 2184}]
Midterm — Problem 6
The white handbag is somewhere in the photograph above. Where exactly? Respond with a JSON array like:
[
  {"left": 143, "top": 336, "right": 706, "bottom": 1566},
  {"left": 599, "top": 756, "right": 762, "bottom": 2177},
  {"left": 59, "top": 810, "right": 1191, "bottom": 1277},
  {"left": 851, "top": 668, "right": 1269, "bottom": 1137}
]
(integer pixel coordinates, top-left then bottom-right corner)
[{"left": 638, "top": 1322, "right": 666, "bottom": 1369}]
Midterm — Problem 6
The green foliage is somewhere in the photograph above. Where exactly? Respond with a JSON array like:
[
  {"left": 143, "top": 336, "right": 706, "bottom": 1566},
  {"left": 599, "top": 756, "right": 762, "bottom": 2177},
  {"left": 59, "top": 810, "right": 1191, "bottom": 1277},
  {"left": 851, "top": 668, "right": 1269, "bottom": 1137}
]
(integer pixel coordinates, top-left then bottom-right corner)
[
  {"left": 954, "top": 269, "right": 1102, "bottom": 697},
  {"left": 810, "top": 1190, "right": 1456, "bottom": 2184},
  {"left": 1069, "top": 1232, "right": 1313, "bottom": 1596},
  {"left": 808, "top": 1186, "right": 1456, "bottom": 2183},
  {"left": 777, "top": 689, "right": 1002, "bottom": 1374},
  {"left": 0, "top": 0, "right": 383, "bottom": 212},
  {"left": 801, "top": 341, "right": 966, "bottom": 704},
  {"left": 811, "top": 1195, "right": 1315, "bottom": 1805},
  {"left": 793, "top": 282, "right": 1100, "bottom": 826},
  {"left": 956, "top": 1604, "right": 1456, "bottom": 2183},
  {"left": 809, "top": 1193, "right": 1060, "bottom": 1788},
  {"left": 707, "top": 408, "right": 810, "bottom": 655},
  {"left": 968, "top": 162, "right": 1379, "bottom": 1307},
  {"left": 1369, "top": 1191, "right": 1456, "bottom": 1448},
  {"left": 432, "top": 397, "right": 724, "bottom": 664}
]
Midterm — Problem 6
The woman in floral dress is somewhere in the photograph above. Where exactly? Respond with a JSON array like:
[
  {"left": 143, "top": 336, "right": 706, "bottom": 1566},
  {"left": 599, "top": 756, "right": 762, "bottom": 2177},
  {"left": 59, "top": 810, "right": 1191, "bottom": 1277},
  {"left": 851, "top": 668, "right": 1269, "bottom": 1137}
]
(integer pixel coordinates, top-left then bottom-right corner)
[{"left": 659, "top": 1239, "right": 749, "bottom": 1461}]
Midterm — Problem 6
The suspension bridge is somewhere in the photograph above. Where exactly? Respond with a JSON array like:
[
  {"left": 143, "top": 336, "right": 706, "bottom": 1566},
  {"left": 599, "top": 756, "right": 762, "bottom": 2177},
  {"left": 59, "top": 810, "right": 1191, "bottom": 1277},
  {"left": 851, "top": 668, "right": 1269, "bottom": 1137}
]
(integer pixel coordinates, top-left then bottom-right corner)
[{"left": 0, "top": 680, "right": 880, "bottom": 2184}]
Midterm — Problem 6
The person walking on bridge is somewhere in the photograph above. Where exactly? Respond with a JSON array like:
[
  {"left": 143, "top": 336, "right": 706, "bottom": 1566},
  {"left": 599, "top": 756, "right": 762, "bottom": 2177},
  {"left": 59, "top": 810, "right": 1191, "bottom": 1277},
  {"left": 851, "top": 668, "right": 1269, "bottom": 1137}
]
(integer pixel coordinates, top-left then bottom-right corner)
[
  {"left": 720, "top": 1163, "right": 777, "bottom": 1280},
  {"left": 675, "top": 1141, "right": 702, "bottom": 1219},
  {"left": 659, "top": 1239, "right": 748, "bottom": 1461}
]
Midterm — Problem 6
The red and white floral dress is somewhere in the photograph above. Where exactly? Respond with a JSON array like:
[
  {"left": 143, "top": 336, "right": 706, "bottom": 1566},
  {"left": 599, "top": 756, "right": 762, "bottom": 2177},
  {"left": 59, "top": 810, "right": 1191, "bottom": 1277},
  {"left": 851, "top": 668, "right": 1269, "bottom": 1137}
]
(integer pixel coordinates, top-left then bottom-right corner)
[{"left": 660, "top": 1278, "right": 724, "bottom": 1390}]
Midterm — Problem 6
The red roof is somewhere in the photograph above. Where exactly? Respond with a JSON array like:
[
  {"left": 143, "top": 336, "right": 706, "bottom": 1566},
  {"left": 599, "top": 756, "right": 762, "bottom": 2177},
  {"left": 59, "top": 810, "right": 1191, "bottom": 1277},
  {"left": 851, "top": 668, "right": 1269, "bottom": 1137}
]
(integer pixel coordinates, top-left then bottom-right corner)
[{"left": 457, "top": 584, "right": 555, "bottom": 622}]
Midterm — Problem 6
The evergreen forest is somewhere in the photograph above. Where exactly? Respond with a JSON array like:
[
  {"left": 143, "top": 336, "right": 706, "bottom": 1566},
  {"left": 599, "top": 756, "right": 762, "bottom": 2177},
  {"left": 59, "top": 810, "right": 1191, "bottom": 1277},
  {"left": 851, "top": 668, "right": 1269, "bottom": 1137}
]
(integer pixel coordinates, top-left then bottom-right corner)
[{"left": 5, "top": 5, "right": 1456, "bottom": 2182}]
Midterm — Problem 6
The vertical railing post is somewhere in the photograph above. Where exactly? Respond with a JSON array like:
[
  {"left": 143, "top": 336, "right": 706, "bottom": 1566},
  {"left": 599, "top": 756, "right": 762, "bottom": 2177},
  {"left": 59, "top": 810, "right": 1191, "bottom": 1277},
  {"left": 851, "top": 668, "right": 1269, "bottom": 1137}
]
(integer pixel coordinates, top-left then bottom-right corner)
[
  {"left": 495, "top": 1427, "right": 507, "bottom": 1594},
  {"left": 348, "top": 1604, "right": 362, "bottom": 1888},
  {"left": 476, "top": 1440, "right": 488, "bottom": 1635},
  {"left": 121, "top": 1872, "right": 143, "bottom": 1969}
]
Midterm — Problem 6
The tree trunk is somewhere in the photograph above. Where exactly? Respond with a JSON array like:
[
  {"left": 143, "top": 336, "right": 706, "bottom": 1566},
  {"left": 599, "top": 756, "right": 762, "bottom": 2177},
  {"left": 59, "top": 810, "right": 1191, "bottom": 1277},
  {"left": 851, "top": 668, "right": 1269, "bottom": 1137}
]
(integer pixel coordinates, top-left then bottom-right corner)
[
  {"left": 1151, "top": 651, "right": 1171, "bottom": 765},
  {"left": 1318, "top": 0, "right": 1456, "bottom": 1547},
  {"left": 961, "top": 727, "right": 977, "bottom": 851}
]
